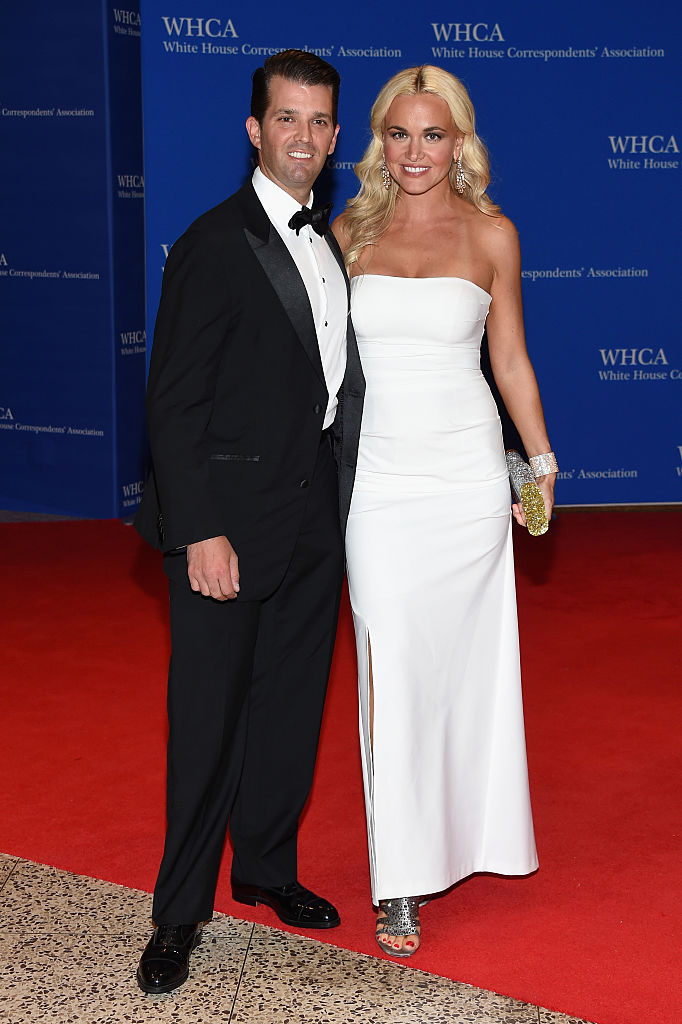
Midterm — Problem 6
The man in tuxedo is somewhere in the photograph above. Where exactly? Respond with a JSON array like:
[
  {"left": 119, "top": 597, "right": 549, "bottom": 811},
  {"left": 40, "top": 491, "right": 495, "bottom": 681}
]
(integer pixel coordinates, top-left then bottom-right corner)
[{"left": 134, "top": 49, "right": 364, "bottom": 994}]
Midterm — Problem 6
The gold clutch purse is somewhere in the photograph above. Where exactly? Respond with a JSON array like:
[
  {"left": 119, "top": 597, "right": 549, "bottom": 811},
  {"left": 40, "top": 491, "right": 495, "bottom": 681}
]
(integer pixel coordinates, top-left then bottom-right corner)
[{"left": 505, "top": 450, "right": 549, "bottom": 537}]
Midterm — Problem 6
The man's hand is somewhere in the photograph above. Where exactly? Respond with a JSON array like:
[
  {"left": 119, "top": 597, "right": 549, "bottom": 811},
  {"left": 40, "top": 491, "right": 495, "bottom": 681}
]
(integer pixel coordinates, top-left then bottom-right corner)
[{"left": 186, "top": 536, "right": 240, "bottom": 601}]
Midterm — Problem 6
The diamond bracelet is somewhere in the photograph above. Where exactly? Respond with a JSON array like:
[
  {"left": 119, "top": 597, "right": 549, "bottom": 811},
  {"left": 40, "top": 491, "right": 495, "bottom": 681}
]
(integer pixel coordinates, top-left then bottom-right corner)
[{"left": 529, "top": 452, "right": 558, "bottom": 478}]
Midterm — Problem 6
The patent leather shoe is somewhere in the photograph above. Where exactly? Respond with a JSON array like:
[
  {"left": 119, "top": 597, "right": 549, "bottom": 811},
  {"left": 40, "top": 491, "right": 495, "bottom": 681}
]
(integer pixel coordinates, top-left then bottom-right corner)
[
  {"left": 137, "top": 922, "right": 202, "bottom": 994},
  {"left": 231, "top": 879, "right": 340, "bottom": 928}
]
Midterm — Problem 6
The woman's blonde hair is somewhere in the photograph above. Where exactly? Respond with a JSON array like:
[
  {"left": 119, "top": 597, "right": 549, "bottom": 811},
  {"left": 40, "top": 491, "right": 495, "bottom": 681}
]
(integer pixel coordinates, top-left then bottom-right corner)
[{"left": 342, "top": 65, "right": 500, "bottom": 268}]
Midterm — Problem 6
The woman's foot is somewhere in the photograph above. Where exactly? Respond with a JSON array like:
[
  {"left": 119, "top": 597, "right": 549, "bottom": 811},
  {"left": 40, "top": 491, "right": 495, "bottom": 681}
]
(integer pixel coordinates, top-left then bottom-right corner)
[{"left": 375, "top": 897, "right": 421, "bottom": 957}]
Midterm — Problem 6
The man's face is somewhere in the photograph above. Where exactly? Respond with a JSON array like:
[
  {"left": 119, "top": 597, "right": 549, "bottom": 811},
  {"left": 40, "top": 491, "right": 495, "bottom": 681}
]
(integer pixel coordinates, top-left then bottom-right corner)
[{"left": 246, "top": 76, "right": 339, "bottom": 203}]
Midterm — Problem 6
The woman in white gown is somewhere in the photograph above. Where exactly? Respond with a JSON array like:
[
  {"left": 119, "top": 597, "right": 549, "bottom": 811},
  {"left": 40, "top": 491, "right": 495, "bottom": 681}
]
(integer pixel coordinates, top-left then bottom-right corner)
[{"left": 332, "top": 66, "right": 557, "bottom": 957}]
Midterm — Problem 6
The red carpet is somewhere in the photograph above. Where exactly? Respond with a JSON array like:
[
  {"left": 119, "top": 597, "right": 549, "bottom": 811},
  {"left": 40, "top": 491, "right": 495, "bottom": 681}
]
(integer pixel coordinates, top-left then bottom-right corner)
[{"left": 2, "top": 511, "right": 681, "bottom": 1023}]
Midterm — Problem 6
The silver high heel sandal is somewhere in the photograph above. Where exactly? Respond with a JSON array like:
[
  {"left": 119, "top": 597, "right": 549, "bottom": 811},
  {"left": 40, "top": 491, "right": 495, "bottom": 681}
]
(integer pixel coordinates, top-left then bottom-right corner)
[{"left": 375, "top": 897, "right": 421, "bottom": 958}]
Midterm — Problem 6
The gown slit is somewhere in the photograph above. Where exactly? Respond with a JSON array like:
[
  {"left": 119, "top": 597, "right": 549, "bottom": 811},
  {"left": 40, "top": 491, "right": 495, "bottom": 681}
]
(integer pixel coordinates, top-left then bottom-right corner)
[{"left": 356, "top": 618, "right": 377, "bottom": 895}]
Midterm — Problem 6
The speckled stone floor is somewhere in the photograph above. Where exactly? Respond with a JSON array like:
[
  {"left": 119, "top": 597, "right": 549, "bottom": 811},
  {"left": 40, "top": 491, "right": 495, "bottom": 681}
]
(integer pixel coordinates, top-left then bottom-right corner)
[{"left": 0, "top": 854, "right": 592, "bottom": 1024}]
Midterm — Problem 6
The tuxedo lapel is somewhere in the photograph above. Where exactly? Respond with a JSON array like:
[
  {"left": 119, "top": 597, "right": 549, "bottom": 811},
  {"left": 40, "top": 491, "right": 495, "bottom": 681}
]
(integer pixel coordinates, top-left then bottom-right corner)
[
  {"left": 239, "top": 183, "right": 326, "bottom": 389},
  {"left": 324, "top": 226, "right": 362, "bottom": 388},
  {"left": 324, "top": 228, "right": 351, "bottom": 307}
]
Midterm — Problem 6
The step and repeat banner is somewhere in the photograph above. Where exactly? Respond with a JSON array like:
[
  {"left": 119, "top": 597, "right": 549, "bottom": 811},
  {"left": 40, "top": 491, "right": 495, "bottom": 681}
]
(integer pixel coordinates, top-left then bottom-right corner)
[
  {"left": 4, "top": 4, "right": 675, "bottom": 513},
  {"left": 140, "top": 1, "right": 681, "bottom": 506},
  {"left": 0, "top": 2, "right": 146, "bottom": 518}
]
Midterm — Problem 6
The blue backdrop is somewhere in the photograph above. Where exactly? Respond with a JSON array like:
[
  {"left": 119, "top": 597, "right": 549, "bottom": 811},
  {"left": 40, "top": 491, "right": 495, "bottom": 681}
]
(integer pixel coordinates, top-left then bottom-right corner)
[
  {"left": 140, "top": 1, "right": 681, "bottom": 506},
  {"left": 0, "top": 2, "right": 146, "bottom": 518}
]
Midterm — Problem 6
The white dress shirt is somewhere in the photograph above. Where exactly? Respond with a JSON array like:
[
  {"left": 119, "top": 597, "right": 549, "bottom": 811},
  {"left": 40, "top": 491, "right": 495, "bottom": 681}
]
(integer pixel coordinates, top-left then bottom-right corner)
[{"left": 252, "top": 167, "right": 347, "bottom": 430}]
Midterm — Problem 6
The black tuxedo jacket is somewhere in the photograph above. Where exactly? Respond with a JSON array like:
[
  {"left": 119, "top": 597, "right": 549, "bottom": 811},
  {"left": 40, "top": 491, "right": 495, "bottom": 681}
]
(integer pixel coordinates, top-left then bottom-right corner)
[{"left": 135, "top": 181, "right": 365, "bottom": 601}]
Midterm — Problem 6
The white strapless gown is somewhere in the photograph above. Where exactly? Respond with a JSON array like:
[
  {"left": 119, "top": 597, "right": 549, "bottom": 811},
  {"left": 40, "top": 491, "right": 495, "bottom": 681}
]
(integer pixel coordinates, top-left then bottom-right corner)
[{"left": 345, "top": 275, "right": 538, "bottom": 903}]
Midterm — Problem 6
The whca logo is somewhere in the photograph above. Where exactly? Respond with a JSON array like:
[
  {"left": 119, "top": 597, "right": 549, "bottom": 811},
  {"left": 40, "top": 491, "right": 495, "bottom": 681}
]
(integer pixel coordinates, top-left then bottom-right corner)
[
  {"left": 608, "top": 135, "right": 679, "bottom": 154},
  {"left": 122, "top": 480, "right": 144, "bottom": 499},
  {"left": 431, "top": 22, "right": 503, "bottom": 42},
  {"left": 161, "top": 17, "right": 238, "bottom": 37},
  {"left": 113, "top": 9, "right": 140, "bottom": 27},
  {"left": 599, "top": 347, "right": 668, "bottom": 366}
]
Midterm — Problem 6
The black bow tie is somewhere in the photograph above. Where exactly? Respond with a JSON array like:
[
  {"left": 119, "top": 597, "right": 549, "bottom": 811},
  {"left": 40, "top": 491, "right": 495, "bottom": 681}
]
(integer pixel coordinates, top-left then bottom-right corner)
[{"left": 288, "top": 202, "right": 333, "bottom": 237}]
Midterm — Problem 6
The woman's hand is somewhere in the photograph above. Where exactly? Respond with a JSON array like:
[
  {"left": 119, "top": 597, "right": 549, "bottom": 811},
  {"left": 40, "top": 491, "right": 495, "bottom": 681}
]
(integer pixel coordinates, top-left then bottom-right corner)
[
  {"left": 512, "top": 474, "right": 556, "bottom": 530},
  {"left": 511, "top": 501, "right": 526, "bottom": 528}
]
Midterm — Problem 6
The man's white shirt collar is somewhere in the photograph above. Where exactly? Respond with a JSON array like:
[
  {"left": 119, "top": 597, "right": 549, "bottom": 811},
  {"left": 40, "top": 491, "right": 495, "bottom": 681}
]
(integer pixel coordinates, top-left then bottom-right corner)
[{"left": 252, "top": 167, "right": 312, "bottom": 237}]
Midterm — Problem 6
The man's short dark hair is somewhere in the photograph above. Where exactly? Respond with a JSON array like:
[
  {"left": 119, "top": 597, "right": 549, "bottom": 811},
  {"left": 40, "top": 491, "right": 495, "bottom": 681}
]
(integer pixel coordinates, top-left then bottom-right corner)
[{"left": 251, "top": 49, "right": 340, "bottom": 126}]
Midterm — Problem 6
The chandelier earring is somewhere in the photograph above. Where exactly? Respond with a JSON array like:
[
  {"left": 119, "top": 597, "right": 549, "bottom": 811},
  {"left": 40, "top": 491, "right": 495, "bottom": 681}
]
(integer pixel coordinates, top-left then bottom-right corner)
[
  {"left": 455, "top": 153, "right": 467, "bottom": 195},
  {"left": 381, "top": 159, "right": 392, "bottom": 190}
]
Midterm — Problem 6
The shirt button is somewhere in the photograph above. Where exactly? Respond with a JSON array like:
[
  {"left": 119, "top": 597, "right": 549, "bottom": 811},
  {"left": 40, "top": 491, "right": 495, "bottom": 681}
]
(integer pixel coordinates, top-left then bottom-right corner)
[
  {"left": 300, "top": 479, "right": 309, "bottom": 489},
  {"left": 313, "top": 403, "right": 322, "bottom": 414},
  {"left": 324, "top": 321, "right": 328, "bottom": 327}
]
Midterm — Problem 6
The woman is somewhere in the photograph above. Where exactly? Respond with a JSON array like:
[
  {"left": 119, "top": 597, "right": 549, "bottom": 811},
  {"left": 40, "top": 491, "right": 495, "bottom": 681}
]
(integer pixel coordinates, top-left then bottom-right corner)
[{"left": 333, "top": 66, "right": 557, "bottom": 958}]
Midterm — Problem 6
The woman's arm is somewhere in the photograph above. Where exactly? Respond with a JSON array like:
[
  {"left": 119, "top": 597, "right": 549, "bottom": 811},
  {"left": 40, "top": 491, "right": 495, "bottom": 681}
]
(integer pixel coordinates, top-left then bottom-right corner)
[{"left": 484, "top": 216, "right": 557, "bottom": 522}]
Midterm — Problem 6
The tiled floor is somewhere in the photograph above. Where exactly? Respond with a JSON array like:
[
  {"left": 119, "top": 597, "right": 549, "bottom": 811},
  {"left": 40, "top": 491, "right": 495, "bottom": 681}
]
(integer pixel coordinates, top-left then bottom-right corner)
[{"left": 0, "top": 854, "right": 591, "bottom": 1024}]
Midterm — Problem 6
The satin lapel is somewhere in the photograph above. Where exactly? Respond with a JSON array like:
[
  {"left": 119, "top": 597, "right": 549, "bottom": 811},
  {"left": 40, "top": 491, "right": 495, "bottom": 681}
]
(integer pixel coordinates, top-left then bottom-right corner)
[
  {"left": 324, "top": 229, "right": 351, "bottom": 309},
  {"left": 243, "top": 222, "right": 326, "bottom": 388},
  {"left": 324, "top": 227, "right": 363, "bottom": 387}
]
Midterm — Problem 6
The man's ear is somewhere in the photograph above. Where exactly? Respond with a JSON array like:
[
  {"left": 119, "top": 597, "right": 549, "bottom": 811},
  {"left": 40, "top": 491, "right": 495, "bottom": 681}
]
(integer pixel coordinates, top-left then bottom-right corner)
[
  {"left": 246, "top": 115, "right": 262, "bottom": 150},
  {"left": 327, "top": 123, "right": 340, "bottom": 156}
]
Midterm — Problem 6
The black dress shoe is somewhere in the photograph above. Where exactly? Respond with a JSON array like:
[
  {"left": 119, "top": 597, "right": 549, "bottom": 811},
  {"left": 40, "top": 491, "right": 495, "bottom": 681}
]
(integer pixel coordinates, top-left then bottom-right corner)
[
  {"left": 136, "top": 923, "right": 202, "bottom": 994},
  {"left": 231, "top": 879, "right": 340, "bottom": 929}
]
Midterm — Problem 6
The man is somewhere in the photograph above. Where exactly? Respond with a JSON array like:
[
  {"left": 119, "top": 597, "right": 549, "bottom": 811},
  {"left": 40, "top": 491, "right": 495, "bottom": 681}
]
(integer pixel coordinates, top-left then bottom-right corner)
[{"left": 134, "top": 49, "right": 364, "bottom": 994}]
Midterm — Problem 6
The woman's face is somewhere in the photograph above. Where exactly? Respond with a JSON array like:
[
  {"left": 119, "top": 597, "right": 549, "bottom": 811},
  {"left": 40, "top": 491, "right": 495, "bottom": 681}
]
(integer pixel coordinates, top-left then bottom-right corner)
[{"left": 382, "top": 93, "right": 462, "bottom": 197}]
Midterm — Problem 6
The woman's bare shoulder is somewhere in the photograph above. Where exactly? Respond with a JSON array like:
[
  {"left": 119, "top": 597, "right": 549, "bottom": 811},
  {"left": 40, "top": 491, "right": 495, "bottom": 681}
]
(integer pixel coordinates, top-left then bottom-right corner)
[{"left": 471, "top": 209, "right": 520, "bottom": 268}]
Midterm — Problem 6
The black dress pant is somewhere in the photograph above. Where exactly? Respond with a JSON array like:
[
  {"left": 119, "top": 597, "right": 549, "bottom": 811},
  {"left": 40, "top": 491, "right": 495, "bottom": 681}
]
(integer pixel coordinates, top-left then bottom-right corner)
[{"left": 152, "top": 435, "right": 344, "bottom": 924}]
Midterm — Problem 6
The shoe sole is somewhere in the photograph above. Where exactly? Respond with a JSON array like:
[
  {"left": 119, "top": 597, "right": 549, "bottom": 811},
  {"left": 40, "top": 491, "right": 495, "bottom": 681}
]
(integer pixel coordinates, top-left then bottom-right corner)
[
  {"left": 232, "top": 892, "right": 340, "bottom": 929},
  {"left": 136, "top": 932, "right": 202, "bottom": 994}
]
